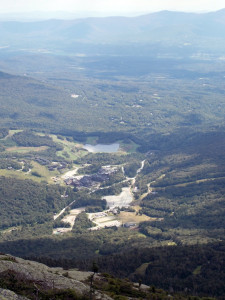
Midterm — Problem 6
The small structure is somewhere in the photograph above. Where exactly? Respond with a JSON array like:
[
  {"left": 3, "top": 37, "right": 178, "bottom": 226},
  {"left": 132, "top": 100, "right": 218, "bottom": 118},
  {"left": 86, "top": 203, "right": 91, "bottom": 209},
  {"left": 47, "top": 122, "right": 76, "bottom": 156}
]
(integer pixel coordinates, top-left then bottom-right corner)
[
  {"left": 108, "top": 207, "right": 119, "bottom": 215},
  {"left": 133, "top": 187, "right": 139, "bottom": 193},
  {"left": 123, "top": 222, "right": 137, "bottom": 228}
]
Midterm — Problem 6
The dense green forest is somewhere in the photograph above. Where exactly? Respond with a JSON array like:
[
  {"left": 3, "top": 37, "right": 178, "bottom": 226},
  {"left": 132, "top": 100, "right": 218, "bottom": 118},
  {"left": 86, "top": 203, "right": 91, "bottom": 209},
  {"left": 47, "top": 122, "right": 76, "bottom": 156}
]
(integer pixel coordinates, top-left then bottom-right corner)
[
  {"left": 11, "top": 130, "right": 58, "bottom": 147},
  {"left": 0, "top": 176, "right": 71, "bottom": 229}
]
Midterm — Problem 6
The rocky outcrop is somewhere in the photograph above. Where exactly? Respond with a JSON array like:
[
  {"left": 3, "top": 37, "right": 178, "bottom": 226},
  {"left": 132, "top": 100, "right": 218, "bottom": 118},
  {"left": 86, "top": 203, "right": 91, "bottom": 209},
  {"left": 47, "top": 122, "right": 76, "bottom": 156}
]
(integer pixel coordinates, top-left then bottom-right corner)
[
  {"left": 0, "top": 288, "right": 29, "bottom": 300},
  {"left": 0, "top": 254, "right": 198, "bottom": 299},
  {"left": 0, "top": 254, "right": 112, "bottom": 299}
]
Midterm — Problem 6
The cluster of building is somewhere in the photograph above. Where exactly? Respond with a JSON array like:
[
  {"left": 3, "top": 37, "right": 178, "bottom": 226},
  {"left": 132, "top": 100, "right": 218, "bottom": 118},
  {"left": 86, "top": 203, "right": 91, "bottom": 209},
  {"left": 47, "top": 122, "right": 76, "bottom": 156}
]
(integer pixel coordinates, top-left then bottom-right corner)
[
  {"left": 35, "top": 157, "right": 68, "bottom": 171},
  {"left": 64, "top": 165, "right": 118, "bottom": 189},
  {"left": 87, "top": 207, "right": 137, "bottom": 231}
]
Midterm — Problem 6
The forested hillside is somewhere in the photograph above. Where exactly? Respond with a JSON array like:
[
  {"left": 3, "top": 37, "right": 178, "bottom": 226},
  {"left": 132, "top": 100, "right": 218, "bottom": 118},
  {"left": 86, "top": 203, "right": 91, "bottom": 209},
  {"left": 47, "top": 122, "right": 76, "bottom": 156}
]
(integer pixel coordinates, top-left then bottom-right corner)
[
  {"left": 1, "top": 65, "right": 225, "bottom": 145},
  {"left": 0, "top": 177, "right": 73, "bottom": 229}
]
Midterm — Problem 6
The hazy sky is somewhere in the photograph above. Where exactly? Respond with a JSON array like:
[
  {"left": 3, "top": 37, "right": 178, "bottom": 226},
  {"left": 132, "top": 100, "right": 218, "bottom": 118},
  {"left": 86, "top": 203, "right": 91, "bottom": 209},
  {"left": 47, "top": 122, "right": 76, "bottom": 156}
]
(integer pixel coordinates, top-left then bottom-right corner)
[{"left": 0, "top": 0, "right": 224, "bottom": 15}]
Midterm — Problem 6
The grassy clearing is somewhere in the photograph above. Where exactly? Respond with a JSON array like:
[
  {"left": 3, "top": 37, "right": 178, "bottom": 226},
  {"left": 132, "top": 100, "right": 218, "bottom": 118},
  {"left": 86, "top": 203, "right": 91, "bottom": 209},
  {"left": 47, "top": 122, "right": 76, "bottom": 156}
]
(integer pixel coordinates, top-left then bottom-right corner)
[
  {"left": 57, "top": 145, "right": 87, "bottom": 160},
  {"left": 6, "top": 146, "right": 48, "bottom": 153},
  {"left": 35, "top": 132, "right": 46, "bottom": 136},
  {"left": 119, "top": 140, "right": 139, "bottom": 153},
  {"left": 0, "top": 168, "right": 51, "bottom": 184},
  {"left": 137, "top": 233, "right": 147, "bottom": 238},
  {"left": 118, "top": 211, "right": 153, "bottom": 224},
  {"left": 132, "top": 205, "right": 143, "bottom": 212},
  {"left": 193, "top": 265, "right": 202, "bottom": 275},
  {"left": 1, "top": 129, "right": 23, "bottom": 140},
  {"left": 50, "top": 134, "right": 87, "bottom": 160},
  {"left": 8, "top": 129, "right": 23, "bottom": 136},
  {"left": 167, "top": 241, "right": 177, "bottom": 246},
  {"left": 135, "top": 263, "right": 150, "bottom": 276},
  {"left": 0, "top": 169, "right": 26, "bottom": 179},
  {"left": 0, "top": 161, "right": 62, "bottom": 183},
  {"left": 1, "top": 225, "right": 22, "bottom": 235},
  {"left": 160, "top": 176, "right": 225, "bottom": 189},
  {"left": 30, "top": 161, "right": 59, "bottom": 183}
]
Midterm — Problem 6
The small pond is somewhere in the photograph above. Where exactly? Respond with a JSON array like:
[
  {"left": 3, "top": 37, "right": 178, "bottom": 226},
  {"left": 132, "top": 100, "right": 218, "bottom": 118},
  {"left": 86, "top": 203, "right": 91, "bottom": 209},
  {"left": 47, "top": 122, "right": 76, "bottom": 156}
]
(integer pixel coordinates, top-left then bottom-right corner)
[{"left": 83, "top": 143, "right": 120, "bottom": 153}]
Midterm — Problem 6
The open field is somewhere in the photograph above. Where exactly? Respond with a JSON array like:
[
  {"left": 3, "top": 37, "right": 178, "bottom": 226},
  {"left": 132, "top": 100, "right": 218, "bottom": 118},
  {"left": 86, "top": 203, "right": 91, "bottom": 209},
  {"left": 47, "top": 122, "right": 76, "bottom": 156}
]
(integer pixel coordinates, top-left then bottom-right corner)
[
  {"left": 119, "top": 140, "right": 139, "bottom": 153},
  {"left": 6, "top": 146, "right": 48, "bottom": 153},
  {"left": 30, "top": 161, "right": 59, "bottom": 183},
  {"left": 155, "top": 176, "right": 225, "bottom": 189},
  {"left": 1, "top": 129, "right": 23, "bottom": 140},
  {"left": 135, "top": 263, "right": 150, "bottom": 276},
  {"left": 50, "top": 134, "right": 88, "bottom": 160},
  {"left": 0, "top": 167, "right": 56, "bottom": 183},
  {"left": 0, "top": 169, "right": 26, "bottom": 179},
  {"left": 118, "top": 211, "right": 154, "bottom": 224}
]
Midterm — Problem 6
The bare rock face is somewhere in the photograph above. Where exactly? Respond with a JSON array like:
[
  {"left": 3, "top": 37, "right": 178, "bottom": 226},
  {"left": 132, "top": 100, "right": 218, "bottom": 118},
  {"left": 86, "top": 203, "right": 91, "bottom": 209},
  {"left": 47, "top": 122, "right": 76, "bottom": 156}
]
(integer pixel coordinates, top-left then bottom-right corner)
[
  {"left": 0, "top": 288, "right": 29, "bottom": 299},
  {"left": 0, "top": 254, "right": 87, "bottom": 293},
  {"left": 0, "top": 254, "right": 112, "bottom": 300}
]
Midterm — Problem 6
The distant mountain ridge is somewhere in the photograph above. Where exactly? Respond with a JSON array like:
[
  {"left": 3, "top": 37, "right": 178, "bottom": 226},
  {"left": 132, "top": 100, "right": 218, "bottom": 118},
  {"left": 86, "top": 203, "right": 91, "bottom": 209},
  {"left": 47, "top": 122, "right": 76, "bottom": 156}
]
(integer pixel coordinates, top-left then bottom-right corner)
[{"left": 0, "top": 9, "right": 225, "bottom": 56}]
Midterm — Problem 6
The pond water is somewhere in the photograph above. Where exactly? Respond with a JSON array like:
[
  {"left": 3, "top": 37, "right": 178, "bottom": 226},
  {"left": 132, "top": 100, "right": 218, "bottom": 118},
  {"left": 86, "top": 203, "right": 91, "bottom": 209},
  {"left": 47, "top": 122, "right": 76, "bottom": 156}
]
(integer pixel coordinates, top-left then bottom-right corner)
[{"left": 83, "top": 143, "right": 120, "bottom": 153}]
